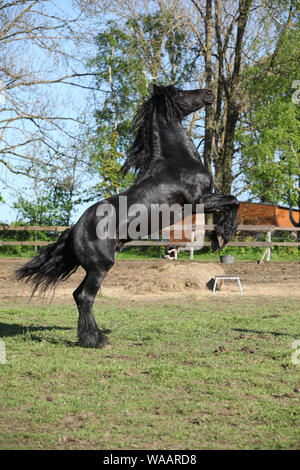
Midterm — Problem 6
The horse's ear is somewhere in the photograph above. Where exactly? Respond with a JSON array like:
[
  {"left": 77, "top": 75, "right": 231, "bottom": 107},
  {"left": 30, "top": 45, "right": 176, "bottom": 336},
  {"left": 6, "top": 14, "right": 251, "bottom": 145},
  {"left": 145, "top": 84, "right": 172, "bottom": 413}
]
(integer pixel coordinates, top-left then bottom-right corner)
[{"left": 153, "top": 84, "right": 164, "bottom": 96}]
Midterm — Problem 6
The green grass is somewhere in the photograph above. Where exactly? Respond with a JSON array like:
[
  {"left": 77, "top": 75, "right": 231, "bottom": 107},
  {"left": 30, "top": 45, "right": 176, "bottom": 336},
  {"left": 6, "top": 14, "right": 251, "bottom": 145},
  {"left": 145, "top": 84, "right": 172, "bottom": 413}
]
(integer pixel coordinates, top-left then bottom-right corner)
[
  {"left": 0, "top": 247, "right": 39, "bottom": 258},
  {"left": 116, "top": 246, "right": 300, "bottom": 262},
  {"left": 0, "top": 296, "right": 299, "bottom": 449},
  {"left": 1, "top": 244, "right": 300, "bottom": 261}
]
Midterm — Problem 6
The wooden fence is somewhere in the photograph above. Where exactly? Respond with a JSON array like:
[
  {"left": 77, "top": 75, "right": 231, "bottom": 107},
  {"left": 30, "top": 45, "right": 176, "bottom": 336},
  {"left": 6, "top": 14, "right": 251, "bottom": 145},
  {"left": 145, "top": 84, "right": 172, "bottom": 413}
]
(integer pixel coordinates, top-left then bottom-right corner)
[{"left": 0, "top": 224, "right": 299, "bottom": 249}]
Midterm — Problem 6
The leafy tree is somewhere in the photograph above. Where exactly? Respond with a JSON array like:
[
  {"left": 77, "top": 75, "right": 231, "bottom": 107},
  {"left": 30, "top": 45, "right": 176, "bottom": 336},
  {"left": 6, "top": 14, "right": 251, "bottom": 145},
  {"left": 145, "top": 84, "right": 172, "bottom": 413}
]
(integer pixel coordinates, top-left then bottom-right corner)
[
  {"left": 14, "top": 178, "right": 79, "bottom": 226},
  {"left": 93, "top": 0, "right": 298, "bottom": 197},
  {"left": 13, "top": 146, "right": 85, "bottom": 226},
  {"left": 88, "top": 11, "right": 200, "bottom": 199},
  {"left": 237, "top": 23, "right": 300, "bottom": 208}
]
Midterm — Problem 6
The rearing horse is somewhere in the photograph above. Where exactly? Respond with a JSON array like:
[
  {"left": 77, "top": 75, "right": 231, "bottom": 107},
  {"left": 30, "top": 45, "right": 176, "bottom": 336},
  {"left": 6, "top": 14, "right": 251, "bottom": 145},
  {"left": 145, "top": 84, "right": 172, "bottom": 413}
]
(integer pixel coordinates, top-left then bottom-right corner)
[{"left": 16, "top": 85, "right": 239, "bottom": 348}]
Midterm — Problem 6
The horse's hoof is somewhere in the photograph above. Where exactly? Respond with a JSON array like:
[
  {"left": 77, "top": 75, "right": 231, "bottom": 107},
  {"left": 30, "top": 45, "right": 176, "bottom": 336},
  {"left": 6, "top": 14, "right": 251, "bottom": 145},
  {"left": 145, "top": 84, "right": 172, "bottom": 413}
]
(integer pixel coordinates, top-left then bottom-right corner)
[
  {"left": 211, "top": 232, "right": 226, "bottom": 252},
  {"left": 217, "top": 235, "right": 226, "bottom": 250},
  {"left": 78, "top": 330, "right": 110, "bottom": 349},
  {"left": 96, "top": 334, "right": 110, "bottom": 349}
]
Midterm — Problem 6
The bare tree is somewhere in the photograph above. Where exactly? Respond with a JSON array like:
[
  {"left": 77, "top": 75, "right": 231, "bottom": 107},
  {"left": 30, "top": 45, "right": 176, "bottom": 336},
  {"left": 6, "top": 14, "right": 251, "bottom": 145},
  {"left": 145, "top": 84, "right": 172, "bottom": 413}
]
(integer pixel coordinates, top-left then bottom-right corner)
[{"left": 0, "top": 0, "right": 103, "bottom": 194}]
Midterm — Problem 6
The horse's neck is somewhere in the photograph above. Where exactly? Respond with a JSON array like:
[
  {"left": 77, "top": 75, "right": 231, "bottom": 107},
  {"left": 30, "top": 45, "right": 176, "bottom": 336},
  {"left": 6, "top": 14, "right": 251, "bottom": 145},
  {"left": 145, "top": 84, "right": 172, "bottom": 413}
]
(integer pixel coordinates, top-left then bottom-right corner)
[{"left": 154, "top": 115, "right": 202, "bottom": 166}]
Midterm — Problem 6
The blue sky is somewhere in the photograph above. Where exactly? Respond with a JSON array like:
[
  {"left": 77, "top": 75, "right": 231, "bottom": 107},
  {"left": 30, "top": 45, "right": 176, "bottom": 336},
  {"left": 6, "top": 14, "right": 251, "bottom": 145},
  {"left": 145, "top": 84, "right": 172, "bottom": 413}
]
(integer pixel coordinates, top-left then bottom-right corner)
[{"left": 0, "top": 0, "right": 101, "bottom": 224}]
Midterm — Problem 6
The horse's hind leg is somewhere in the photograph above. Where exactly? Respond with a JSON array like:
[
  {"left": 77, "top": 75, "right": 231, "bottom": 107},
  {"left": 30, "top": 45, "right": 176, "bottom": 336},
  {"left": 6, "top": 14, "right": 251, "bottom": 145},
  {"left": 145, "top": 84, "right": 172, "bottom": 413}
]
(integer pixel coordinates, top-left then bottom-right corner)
[{"left": 73, "top": 264, "right": 113, "bottom": 348}]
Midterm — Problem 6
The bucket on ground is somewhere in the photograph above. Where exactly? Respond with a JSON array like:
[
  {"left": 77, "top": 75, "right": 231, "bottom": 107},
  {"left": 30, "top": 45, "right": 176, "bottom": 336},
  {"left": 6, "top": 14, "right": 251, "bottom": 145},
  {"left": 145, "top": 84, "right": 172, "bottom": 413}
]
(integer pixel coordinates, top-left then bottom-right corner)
[{"left": 220, "top": 255, "right": 234, "bottom": 264}]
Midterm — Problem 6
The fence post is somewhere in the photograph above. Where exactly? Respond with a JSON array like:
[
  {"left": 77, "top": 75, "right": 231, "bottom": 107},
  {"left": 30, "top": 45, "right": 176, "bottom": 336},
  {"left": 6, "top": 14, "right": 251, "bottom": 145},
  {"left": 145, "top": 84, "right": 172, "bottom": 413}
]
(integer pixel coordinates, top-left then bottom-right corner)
[
  {"left": 266, "top": 230, "right": 271, "bottom": 262},
  {"left": 189, "top": 230, "right": 194, "bottom": 260}
]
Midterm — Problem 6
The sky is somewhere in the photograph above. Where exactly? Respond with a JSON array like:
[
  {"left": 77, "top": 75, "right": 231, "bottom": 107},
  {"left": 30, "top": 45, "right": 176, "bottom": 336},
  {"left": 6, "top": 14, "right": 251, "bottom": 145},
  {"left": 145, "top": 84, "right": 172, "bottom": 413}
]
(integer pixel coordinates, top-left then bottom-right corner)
[{"left": 0, "top": 0, "right": 101, "bottom": 224}]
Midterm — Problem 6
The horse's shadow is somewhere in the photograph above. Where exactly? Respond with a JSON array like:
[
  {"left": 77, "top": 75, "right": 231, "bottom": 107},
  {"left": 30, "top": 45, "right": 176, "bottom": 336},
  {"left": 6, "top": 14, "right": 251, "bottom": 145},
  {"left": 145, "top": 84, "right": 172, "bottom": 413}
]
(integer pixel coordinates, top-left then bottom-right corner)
[
  {"left": 0, "top": 322, "right": 111, "bottom": 347},
  {"left": 0, "top": 322, "right": 75, "bottom": 346},
  {"left": 232, "top": 328, "right": 299, "bottom": 338}
]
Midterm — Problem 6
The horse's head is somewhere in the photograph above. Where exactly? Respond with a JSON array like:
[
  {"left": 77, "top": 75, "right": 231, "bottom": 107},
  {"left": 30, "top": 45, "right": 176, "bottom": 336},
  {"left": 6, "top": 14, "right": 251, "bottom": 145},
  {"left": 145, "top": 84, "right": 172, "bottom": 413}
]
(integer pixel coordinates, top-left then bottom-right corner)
[
  {"left": 153, "top": 85, "right": 214, "bottom": 118},
  {"left": 121, "top": 84, "right": 214, "bottom": 178}
]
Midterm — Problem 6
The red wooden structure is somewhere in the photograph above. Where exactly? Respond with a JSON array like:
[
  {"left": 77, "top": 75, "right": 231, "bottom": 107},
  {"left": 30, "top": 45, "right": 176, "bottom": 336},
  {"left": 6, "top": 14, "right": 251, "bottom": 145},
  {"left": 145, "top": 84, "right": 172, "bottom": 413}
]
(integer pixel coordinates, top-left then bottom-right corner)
[
  {"left": 168, "top": 202, "right": 300, "bottom": 242},
  {"left": 238, "top": 202, "right": 300, "bottom": 228}
]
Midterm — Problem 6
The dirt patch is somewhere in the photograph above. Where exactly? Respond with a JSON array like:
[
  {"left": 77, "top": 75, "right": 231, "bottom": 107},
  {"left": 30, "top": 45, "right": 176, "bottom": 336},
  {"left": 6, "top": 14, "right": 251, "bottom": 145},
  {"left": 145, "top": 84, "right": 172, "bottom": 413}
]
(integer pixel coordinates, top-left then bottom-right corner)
[
  {"left": 0, "top": 258, "right": 299, "bottom": 304},
  {"left": 111, "top": 261, "right": 225, "bottom": 295}
]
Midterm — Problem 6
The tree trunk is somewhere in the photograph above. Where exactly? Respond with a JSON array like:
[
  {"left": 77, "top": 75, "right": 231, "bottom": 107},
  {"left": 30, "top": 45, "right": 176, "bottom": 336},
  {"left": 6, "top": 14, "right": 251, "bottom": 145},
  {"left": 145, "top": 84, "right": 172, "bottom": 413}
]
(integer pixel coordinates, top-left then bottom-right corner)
[
  {"left": 219, "top": 102, "right": 238, "bottom": 194},
  {"left": 214, "top": 0, "right": 252, "bottom": 195},
  {"left": 203, "top": 0, "right": 214, "bottom": 175}
]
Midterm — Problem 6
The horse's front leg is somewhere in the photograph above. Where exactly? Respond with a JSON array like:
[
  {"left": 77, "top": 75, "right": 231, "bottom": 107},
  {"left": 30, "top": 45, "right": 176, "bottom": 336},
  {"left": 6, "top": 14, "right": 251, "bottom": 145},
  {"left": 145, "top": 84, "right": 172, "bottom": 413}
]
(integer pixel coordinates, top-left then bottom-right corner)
[
  {"left": 73, "top": 265, "right": 113, "bottom": 348},
  {"left": 201, "top": 194, "right": 240, "bottom": 251}
]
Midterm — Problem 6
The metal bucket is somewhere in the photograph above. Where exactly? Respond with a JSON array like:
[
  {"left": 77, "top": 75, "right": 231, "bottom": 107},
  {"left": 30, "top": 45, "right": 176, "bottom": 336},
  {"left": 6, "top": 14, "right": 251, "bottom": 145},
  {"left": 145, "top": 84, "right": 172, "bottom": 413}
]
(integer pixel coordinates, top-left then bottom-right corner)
[{"left": 220, "top": 255, "right": 235, "bottom": 264}]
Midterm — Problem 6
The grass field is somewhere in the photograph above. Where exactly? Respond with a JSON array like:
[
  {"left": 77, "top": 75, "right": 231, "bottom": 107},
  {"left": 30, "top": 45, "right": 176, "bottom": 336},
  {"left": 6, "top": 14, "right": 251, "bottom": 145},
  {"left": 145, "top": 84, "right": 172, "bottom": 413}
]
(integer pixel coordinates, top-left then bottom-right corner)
[
  {"left": 115, "top": 246, "right": 300, "bottom": 262},
  {"left": 0, "top": 295, "right": 299, "bottom": 450},
  {"left": 1, "top": 245, "right": 300, "bottom": 262}
]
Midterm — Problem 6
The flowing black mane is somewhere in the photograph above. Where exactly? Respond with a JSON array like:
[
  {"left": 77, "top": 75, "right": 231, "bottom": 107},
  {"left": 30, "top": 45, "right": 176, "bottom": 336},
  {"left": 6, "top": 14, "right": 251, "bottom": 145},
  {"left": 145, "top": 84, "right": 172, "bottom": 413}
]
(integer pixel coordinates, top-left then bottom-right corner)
[{"left": 121, "top": 85, "right": 183, "bottom": 180}]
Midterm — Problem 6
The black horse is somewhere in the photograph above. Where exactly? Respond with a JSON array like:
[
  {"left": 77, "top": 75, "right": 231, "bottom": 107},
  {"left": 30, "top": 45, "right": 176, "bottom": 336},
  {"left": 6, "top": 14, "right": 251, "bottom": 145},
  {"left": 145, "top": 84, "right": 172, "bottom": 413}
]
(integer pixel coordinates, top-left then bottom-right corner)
[{"left": 16, "top": 85, "right": 239, "bottom": 348}]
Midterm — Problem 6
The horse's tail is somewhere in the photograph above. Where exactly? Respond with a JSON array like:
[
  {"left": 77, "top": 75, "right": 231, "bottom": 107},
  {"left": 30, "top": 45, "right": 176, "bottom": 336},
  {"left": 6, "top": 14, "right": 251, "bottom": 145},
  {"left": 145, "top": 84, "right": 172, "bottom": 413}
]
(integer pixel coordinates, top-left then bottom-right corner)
[
  {"left": 203, "top": 194, "right": 240, "bottom": 251},
  {"left": 15, "top": 228, "right": 79, "bottom": 297}
]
